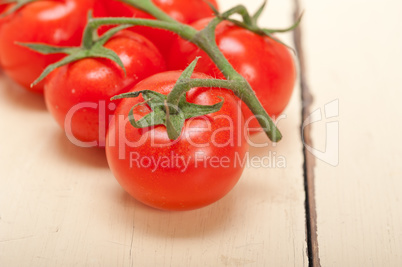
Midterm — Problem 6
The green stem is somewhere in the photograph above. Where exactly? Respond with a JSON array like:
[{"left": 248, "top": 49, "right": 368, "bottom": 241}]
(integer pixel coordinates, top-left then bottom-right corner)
[
  {"left": 191, "top": 18, "right": 244, "bottom": 81},
  {"left": 119, "top": 0, "right": 176, "bottom": 23},
  {"left": 82, "top": 12, "right": 96, "bottom": 49},
  {"left": 220, "top": 5, "right": 254, "bottom": 26},
  {"left": 171, "top": 79, "right": 282, "bottom": 141},
  {"left": 189, "top": 21, "right": 282, "bottom": 141},
  {"left": 88, "top": 17, "right": 238, "bottom": 80},
  {"left": 89, "top": 18, "right": 197, "bottom": 40}
]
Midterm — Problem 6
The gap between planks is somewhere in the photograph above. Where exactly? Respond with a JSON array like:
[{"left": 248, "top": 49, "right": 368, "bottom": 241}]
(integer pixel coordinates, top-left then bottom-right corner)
[{"left": 292, "top": 0, "right": 321, "bottom": 266}]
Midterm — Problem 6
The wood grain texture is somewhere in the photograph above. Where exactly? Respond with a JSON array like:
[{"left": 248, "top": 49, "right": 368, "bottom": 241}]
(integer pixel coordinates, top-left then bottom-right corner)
[
  {"left": 301, "top": 0, "right": 402, "bottom": 265},
  {"left": 0, "top": 1, "right": 308, "bottom": 266}
]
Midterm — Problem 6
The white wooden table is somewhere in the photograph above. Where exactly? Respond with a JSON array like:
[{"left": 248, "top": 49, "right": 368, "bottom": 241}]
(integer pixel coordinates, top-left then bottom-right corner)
[{"left": 0, "top": 0, "right": 401, "bottom": 266}]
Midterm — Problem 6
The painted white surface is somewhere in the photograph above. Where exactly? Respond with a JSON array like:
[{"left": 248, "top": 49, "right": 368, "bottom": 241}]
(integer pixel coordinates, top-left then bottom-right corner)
[{"left": 302, "top": 0, "right": 402, "bottom": 265}]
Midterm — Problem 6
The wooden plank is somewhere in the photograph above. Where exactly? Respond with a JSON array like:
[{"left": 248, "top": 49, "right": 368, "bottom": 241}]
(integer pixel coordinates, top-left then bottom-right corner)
[
  {"left": 0, "top": 1, "right": 308, "bottom": 266},
  {"left": 301, "top": 0, "right": 402, "bottom": 265}
]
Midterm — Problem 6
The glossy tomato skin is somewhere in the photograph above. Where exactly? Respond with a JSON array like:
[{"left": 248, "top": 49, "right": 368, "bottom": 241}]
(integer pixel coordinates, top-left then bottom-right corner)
[
  {"left": 0, "top": 0, "right": 107, "bottom": 93},
  {"left": 106, "top": 71, "right": 248, "bottom": 211},
  {"left": 0, "top": 3, "right": 10, "bottom": 65},
  {"left": 44, "top": 30, "right": 166, "bottom": 147},
  {"left": 0, "top": 4, "right": 8, "bottom": 13},
  {"left": 168, "top": 18, "right": 296, "bottom": 133},
  {"left": 0, "top": 4, "right": 9, "bottom": 28},
  {"left": 100, "top": 0, "right": 219, "bottom": 57}
]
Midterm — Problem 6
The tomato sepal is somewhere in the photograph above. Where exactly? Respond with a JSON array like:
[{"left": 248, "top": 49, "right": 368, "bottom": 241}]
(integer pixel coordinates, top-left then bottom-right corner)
[
  {"left": 203, "top": 0, "right": 220, "bottom": 16},
  {"left": 112, "top": 89, "right": 224, "bottom": 141},
  {"left": 210, "top": 1, "right": 302, "bottom": 52},
  {"left": 112, "top": 59, "right": 224, "bottom": 140},
  {"left": 17, "top": 17, "right": 131, "bottom": 87},
  {"left": 252, "top": 0, "right": 267, "bottom": 22},
  {"left": 0, "top": 0, "right": 41, "bottom": 18}
]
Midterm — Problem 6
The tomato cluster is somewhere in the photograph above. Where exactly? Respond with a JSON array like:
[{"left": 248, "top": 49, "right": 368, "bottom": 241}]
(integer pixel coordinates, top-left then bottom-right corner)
[{"left": 0, "top": 0, "right": 296, "bottom": 210}]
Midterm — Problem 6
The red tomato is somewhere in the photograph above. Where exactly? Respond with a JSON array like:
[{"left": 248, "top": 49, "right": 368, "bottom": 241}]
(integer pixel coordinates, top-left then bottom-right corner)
[
  {"left": 0, "top": 0, "right": 107, "bottom": 93},
  {"left": 0, "top": 3, "right": 11, "bottom": 65},
  {"left": 168, "top": 18, "right": 296, "bottom": 134},
  {"left": 44, "top": 30, "right": 166, "bottom": 147},
  {"left": 100, "top": 0, "right": 219, "bottom": 57},
  {"left": 106, "top": 71, "right": 248, "bottom": 210},
  {"left": 0, "top": 4, "right": 8, "bottom": 13},
  {"left": 0, "top": 4, "right": 9, "bottom": 22}
]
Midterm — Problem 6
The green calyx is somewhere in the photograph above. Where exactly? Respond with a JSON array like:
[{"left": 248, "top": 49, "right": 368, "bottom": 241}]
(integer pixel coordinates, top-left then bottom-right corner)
[
  {"left": 18, "top": 12, "right": 130, "bottom": 87},
  {"left": 0, "top": 0, "right": 41, "bottom": 17},
  {"left": 211, "top": 0, "right": 303, "bottom": 52},
  {"left": 112, "top": 59, "right": 224, "bottom": 140}
]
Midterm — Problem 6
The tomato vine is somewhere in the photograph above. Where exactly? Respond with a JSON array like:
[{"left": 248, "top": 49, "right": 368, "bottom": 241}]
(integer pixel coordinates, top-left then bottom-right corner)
[{"left": 21, "top": 0, "right": 302, "bottom": 142}]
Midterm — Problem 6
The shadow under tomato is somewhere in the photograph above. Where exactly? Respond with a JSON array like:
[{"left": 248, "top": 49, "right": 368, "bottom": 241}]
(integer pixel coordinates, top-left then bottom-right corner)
[
  {"left": 52, "top": 130, "right": 109, "bottom": 169},
  {"left": 104, "top": 187, "right": 238, "bottom": 238},
  {"left": 0, "top": 72, "right": 47, "bottom": 112},
  {"left": 248, "top": 113, "right": 297, "bottom": 158},
  {"left": 102, "top": 167, "right": 300, "bottom": 241}
]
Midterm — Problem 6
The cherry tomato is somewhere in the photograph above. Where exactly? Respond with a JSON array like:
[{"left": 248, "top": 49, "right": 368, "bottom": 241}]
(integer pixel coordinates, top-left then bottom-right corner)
[
  {"left": 100, "top": 0, "right": 219, "bottom": 57},
  {"left": 0, "top": 4, "right": 8, "bottom": 13},
  {"left": 106, "top": 71, "right": 248, "bottom": 210},
  {"left": 0, "top": 0, "right": 107, "bottom": 93},
  {"left": 0, "top": 4, "right": 9, "bottom": 23},
  {"left": 0, "top": 3, "right": 11, "bottom": 65},
  {"left": 168, "top": 18, "right": 296, "bottom": 133},
  {"left": 44, "top": 30, "right": 166, "bottom": 147}
]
